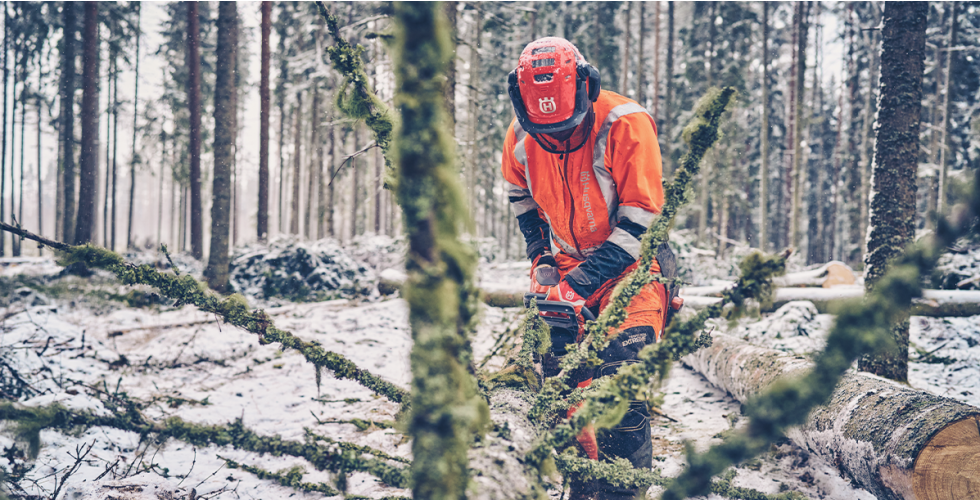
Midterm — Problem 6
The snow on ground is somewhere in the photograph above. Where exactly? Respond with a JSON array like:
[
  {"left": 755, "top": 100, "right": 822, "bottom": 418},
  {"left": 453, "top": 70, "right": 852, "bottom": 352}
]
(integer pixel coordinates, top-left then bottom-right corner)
[{"left": 2, "top": 239, "right": 979, "bottom": 499}]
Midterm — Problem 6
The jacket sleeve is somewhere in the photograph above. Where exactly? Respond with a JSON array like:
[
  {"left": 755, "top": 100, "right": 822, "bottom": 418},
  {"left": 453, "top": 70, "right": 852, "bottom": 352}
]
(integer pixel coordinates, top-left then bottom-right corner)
[
  {"left": 501, "top": 120, "right": 551, "bottom": 261},
  {"left": 566, "top": 112, "right": 663, "bottom": 298}
]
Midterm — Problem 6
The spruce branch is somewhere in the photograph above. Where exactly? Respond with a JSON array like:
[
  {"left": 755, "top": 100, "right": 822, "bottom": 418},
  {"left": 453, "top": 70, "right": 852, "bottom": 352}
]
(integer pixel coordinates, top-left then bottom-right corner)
[
  {"left": 315, "top": 1, "right": 396, "bottom": 189},
  {"left": 0, "top": 222, "right": 408, "bottom": 404}
]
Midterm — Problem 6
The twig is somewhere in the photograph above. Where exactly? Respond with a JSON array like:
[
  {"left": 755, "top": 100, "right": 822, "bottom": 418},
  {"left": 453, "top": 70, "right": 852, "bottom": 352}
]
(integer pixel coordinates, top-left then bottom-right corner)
[
  {"left": 177, "top": 448, "right": 197, "bottom": 487},
  {"left": 0, "top": 221, "right": 70, "bottom": 252},
  {"left": 50, "top": 441, "right": 95, "bottom": 500},
  {"left": 326, "top": 141, "right": 379, "bottom": 188}
]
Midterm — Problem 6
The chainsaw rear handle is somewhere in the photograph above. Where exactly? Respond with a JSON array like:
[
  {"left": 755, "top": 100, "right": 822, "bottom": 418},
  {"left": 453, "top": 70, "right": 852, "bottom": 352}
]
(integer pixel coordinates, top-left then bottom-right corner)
[{"left": 523, "top": 292, "right": 596, "bottom": 322}]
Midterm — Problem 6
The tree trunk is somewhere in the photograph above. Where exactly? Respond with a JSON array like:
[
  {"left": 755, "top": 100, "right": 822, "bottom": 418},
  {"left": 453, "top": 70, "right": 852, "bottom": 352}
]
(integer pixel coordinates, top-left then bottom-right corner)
[
  {"left": 620, "top": 2, "right": 631, "bottom": 96},
  {"left": 1, "top": 2, "right": 8, "bottom": 256},
  {"left": 186, "top": 0, "right": 203, "bottom": 260},
  {"left": 74, "top": 1, "right": 99, "bottom": 245},
  {"left": 662, "top": 1, "right": 674, "bottom": 174},
  {"left": 35, "top": 84, "right": 42, "bottom": 243},
  {"left": 290, "top": 93, "right": 302, "bottom": 236},
  {"left": 350, "top": 126, "right": 359, "bottom": 239},
  {"left": 683, "top": 332, "right": 980, "bottom": 500},
  {"left": 306, "top": 86, "right": 319, "bottom": 240},
  {"left": 58, "top": 3, "right": 78, "bottom": 245},
  {"left": 858, "top": 4, "right": 882, "bottom": 262},
  {"left": 698, "top": 2, "right": 717, "bottom": 246},
  {"left": 327, "top": 124, "right": 335, "bottom": 238},
  {"left": 790, "top": 2, "right": 809, "bottom": 250},
  {"left": 936, "top": 2, "right": 958, "bottom": 216},
  {"left": 127, "top": 3, "right": 140, "bottom": 249},
  {"left": 443, "top": 1, "right": 457, "bottom": 132},
  {"left": 759, "top": 1, "right": 769, "bottom": 252},
  {"left": 111, "top": 55, "right": 119, "bottom": 251},
  {"left": 205, "top": 1, "right": 237, "bottom": 293},
  {"left": 257, "top": 1, "right": 270, "bottom": 241},
  {"left": 467, "top": 5, "right": 482, "bottom": 222},
  {"left": 636, "top": 3, "right": 646, "bottom": 108},
  {"left": 859, "top": 2, "right": 927, "bottom": 383},
  {"left": 14, "top": 59, "right": 23, "bottom": 256},
  {"left": 277, "top": 86, "right": 286, "bottom": 236}
]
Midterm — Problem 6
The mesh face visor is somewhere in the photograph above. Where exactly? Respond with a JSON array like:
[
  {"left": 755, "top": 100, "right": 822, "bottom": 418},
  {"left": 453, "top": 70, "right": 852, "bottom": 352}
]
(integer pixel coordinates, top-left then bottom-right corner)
[{"left": 528, "top": 106, "right": 595, "bottom": 155}]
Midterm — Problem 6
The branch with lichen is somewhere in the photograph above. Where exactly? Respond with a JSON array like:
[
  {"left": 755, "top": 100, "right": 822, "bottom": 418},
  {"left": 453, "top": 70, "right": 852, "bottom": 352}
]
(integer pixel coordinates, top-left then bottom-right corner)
[
  {"left": 0, "top": 221, "right": 408, "bottom": 405},
  {"left": 0, "top": 401, "right": 409, "bottom": 489},
  {"left": 315, "top": 1, "right": 396, "bottom": 188}
]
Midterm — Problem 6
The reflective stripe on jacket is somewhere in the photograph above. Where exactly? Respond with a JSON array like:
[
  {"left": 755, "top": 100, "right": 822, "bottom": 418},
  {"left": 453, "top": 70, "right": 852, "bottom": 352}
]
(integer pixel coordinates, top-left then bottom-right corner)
[{"left": 502, "top": 90, "right": 664, "bottom": 298}]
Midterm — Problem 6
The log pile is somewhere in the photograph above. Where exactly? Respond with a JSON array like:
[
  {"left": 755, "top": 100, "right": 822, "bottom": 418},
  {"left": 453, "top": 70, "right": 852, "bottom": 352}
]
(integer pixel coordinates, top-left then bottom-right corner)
[{"left": 683, "top": 332, "right": 980, "bottom": 500}]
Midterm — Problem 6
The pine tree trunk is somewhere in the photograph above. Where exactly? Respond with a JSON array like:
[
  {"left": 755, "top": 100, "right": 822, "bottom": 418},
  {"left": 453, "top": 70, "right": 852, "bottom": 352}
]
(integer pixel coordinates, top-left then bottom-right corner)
[
  {"left": 1, "top": 3, "right": 8, "bottom": 256},
  {"left": 443, "top": 1, "right": 457, "bottom": 132},
  {"left": 157, "top": 122, "right": 164, "bottom": 247},
  {"left": 327, "top": 125, "right": 335, "bottom": 238},
  {"left": 936, "top": 2, "right": 958, "bottom": 215},
  {"left": 277, "top": 88, "right": 286, "bottom": 236},
  {"left": 111, "top": 55, "right": 120, "bottom": 251},
  {"left": 290, "top": 94, "right": 302, "bottom": 235},
  {"left": 858, "top": 5, "right": 882, "bottom": 262},
  {"left": 858, "top": 2, "right": 927, "bottom": 383},
  {"left": 306, "top": 86, "right": 319, "bottom": 240},
  {"left": 186, "top": 0, "right": 203, "bottom": 260},
  {"left": 316, "top": 105, "right": 327, "bottom": 239},
  {"left": 698, "top": 2, "right": 716, "bottom": 245},
  {"left": 35, "top": 87, "right": 42, "bottom": 243},
  {"left": 350, "top": 126, "right": 359, "bottom": 239},
  {"left": 467, "top": 6, "right": 482, "bottom": 222},
  {"left": 257, "top": 1, "right": 270, "bottom": 241},
  {"left": 205, "top": 1, "right": 237, "bottom": 293},
  {"left": 127, "top": 4, "right": 140, "bottom": 249},
  {"left": 58, "top": 3, "right": 78, "bottom": 245},
  {"left": 374, "top": 135, "right": 381, "bottom": 234},
  {"left": 620, "top": 2, "right": 631, "bottom": 96},
  {"left": 74, "top": 1, "right": 99, "bottom": 245},
  {"left": 102, "top": 58, "right": 112, "bottom": 249},
  {"left": 759, "top": 1, "right": 769, "bottom": 252},
  {"left": 685, "top": 332, "right": 980, "bottom": 500},
  {"left": 637, "top": 2, "right": 646, "bottom": 108},
  {"left": 662, "top": 1, "right": 674, "bottom": 174},
  {"left": 14, "top": 60, "right": 23, "bottom": 256},
  {"left": 790, "top": 2, "right": 809, "bottom": 251}
]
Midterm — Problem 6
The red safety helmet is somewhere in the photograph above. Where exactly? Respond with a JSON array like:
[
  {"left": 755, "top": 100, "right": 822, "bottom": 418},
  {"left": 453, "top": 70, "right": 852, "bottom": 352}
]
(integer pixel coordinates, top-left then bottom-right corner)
[{"left": 508, "top": 37, "right": 600, "bottom": 154}]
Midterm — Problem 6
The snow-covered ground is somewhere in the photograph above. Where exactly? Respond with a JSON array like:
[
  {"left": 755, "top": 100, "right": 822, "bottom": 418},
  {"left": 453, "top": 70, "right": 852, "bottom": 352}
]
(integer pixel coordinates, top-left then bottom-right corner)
[{"left": 1, "top": 238, "right": 978, "bottom": 499}]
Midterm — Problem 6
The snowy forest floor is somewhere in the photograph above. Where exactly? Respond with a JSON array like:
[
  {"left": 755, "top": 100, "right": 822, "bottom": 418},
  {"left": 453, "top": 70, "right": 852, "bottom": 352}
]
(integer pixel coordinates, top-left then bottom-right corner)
[{"left": 1, "top": 235, "right": 979, "bottom": 499}]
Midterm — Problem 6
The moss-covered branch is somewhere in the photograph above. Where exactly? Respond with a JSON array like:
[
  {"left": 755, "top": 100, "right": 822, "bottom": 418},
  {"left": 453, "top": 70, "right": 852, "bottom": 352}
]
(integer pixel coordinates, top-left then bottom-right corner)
[
  {"left": 315, "top": 1, "right": 396, "bottom": 188},
  {"left": 391, "top": 4, "right": 489, "bottom": 499},
  {"left": 0, "top": 222, "right": 407, "bottom": 405},
  {"left": 0, "top": 401, "right": 409, "bottom": 489},
  {"left": 220, "top": 457, "right": 413, "bottom": 499}
]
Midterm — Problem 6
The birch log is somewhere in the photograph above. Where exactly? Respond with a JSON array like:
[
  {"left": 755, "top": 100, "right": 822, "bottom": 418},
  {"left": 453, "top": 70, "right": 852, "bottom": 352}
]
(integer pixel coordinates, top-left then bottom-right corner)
[{"left": 683, "top": 333, "right": 980, "bottom": 500}]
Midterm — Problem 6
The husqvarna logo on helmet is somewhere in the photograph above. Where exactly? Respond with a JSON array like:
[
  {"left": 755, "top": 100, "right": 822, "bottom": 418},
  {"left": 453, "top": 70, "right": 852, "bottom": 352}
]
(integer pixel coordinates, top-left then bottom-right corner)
[{"left": 538, "top": 97, "right": 557, "bottom": 114}]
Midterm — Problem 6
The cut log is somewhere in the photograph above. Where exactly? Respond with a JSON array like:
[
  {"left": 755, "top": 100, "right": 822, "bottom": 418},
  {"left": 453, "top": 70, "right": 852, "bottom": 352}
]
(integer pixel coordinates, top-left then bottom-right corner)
[
  {"left": 683, "top": 332, "right": 980, "bottom": 500},
  {"left": 681, "top": 261, "right": 858, "bottom": 297},
  {"left": 679, "top": 288, "right": 980, "bottom": 317}
]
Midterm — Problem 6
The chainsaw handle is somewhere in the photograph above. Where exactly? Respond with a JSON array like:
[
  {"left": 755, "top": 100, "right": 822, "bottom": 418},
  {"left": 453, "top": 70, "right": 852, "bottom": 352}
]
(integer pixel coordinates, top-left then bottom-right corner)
[{"left": 523, "top": 293, "right": 596, "bottom": 321}]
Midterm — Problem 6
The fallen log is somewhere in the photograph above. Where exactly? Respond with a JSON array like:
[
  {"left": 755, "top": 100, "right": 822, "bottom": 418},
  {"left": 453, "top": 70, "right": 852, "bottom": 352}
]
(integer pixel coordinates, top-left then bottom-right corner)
[
  {"left": 683, "top": 332, "right": 980, "bottom": 500},
  {"left": 682, "top": 261, "right": 857, "bottom": 296},
  {"left": 679, "top": 288, "right": 980, "bottom": 317}
]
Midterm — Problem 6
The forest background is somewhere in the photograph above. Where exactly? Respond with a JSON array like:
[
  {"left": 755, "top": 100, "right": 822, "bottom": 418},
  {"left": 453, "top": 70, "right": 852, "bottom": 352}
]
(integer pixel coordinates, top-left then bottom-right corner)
[{"left": 0, "top": 0, "right": 978, "bottom": 288}]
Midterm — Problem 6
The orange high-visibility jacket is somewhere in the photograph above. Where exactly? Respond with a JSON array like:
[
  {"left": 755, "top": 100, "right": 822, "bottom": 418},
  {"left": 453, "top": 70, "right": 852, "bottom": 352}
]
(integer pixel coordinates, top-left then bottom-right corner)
[{"left": 501, "top": 90, "right": 664, "bottom": 299}]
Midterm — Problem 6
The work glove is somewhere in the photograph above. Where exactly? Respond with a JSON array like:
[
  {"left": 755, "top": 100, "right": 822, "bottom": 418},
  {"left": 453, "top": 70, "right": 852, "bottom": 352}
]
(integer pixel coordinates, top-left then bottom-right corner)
[
  {"left": 545, "top": 280, "right": 586, "bottom": 315},
  {"left": 567, "top": 378, "right": 598, "bottom": 460},
  {"left": 530, "top": 253, "right": 559, "bottom": 294}
]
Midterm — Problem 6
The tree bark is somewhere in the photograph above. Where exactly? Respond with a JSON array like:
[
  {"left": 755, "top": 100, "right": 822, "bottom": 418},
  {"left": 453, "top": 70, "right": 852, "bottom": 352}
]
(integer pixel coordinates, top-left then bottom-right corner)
[
  {"left": 74, "top": 1, "right": 99, "bottom": 245},
  {"left": 858, "top": 4, "right": 882, "bottom": 263},
  {"left": 290, "top": 93, "right": 302, "bottom": 235},
  {"left": 662, "top": 1, "right": 674, "bottom": 175},
  {"left": 443, "top": 1, "right": 457, "bottom": 131},
  {"left": 127, "top": 3, "right": 140, "bottom": 249},
  {"left": 467, "top": 5, "right": 482, "bottom": 222},
  {"left": 58, "top": 2, "right": 78, "bottom": 246},
  {"left": 35, "top": 79, "right": 42, "bottom": 243},
  {"left": 1, "top": 3, "right": 8, "bottom": 256},
  {"left": 684, "top": 332, "right": 980, "bottom": 500},
  {"left": 327, "top": 124, "right": 336, "bottom": 238},
  {"left": 306, "top": 85, "right": 319, "bottom": 240},
  {"left": 257, "top": 1, "right": 271, "bottom": 241},
  {"left": 759, "top": 1, "right": 769, "bottom": 252},
  {"left": 936, "top": 2, "right": 958, "bottom": 216},
  {"left": 111, "top": 54, "right": 119, "bottom": 251},
  {"left": 859, "top": 2, "right": 927, "bottom": 383},
  {"left": 16, "top": 54, "right": 24, "bottom": 256},
  {"left": 205, "top": 1, "right": 237, "bottom": 293},
  {"left": 637, "top": 2, "right": 646, "bottom": 108},
  {"left": 186, "top": 1, "right": 203, "bottom": 260},
  {"left": 620, "top": 2, "right": 631, "bottom": 96},
  {"left": 790, "top": 2, "right": 809, "bottom": 250}
]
